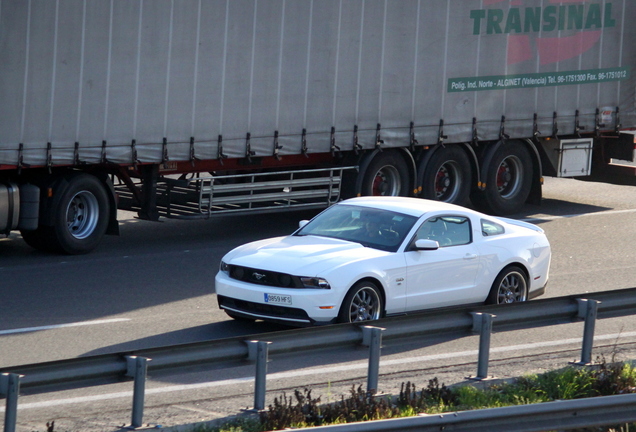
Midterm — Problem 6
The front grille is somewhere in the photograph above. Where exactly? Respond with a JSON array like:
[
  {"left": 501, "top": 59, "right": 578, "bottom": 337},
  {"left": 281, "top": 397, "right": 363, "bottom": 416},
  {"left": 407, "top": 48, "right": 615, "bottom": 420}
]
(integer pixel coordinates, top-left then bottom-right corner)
[
  {"left": 218, "top": 295, "right": 311, "bottom": 321},
  {"left": 228, "top": 265, "right": 303, "bottom": 288}
]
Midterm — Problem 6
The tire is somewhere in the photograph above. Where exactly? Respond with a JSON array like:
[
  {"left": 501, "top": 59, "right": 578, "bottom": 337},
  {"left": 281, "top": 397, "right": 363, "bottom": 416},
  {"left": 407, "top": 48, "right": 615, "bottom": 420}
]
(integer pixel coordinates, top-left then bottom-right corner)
[
  {"left": 338, "top": 281, "right": 383, "bottom": 323},
  {"left": 480, "top": 141, "right": 533, "bottom": 215},
  {"left": 420, "top": 145, "right": 472, "bottom": 206},
  {"left": 48, "top": 174, "right": 110, "bottom": 254},
  {"left": 360, "top": 151, "right": 410, "bottom": 197},
  {"left": 486, "top": 266, "right": 528, "bottom": 305}
]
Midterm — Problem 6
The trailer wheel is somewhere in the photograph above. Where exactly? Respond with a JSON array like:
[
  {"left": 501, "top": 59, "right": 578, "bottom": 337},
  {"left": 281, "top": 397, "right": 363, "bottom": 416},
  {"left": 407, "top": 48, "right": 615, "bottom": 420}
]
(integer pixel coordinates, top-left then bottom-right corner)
[
  {"left": 481, "top": 142, "right": 533, "bottom": 215},
  {"left": 49, "top": 174, "right": 110, "bottom": 254},
  {"left": 420, "top": 146, "right": 471, "bottom": 206},
  {"left": 360, "top": 151, "right": 410, "bottom": 197}
]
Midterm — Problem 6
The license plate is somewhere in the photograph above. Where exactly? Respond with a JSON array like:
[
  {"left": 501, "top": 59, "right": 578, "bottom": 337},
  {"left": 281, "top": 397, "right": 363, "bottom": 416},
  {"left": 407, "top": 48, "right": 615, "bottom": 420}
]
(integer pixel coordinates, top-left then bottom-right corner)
[{"left": 264, "top": 293, "right": 292, "bottom": 305}]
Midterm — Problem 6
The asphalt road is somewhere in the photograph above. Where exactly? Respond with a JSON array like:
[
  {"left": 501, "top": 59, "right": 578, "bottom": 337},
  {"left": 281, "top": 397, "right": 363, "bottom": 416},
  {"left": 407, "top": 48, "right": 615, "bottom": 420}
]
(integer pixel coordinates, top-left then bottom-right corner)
[{"left": 1, "top": 176, "right": 636, "bottom": 431}]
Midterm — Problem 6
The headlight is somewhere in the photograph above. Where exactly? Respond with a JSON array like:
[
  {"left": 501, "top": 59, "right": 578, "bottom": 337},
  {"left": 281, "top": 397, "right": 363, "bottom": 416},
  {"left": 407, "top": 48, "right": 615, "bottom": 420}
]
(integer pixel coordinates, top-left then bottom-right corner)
[
  {"left": 219, "top": 260, "right": 229, "bottom": 273},
  {"left": 299, "top": 277, "right": 331, "bottom": 289}
]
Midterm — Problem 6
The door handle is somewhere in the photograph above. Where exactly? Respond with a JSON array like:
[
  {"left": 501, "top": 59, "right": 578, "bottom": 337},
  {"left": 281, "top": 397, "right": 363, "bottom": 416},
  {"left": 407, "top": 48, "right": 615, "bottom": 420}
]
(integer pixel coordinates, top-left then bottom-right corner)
[{"left": 463, "top": 254, "right": 478, "bottom": 260}]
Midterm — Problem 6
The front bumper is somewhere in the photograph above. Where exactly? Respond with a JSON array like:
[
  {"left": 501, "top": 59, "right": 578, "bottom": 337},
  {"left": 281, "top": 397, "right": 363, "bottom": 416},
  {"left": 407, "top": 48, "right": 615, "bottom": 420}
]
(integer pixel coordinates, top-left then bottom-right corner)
[{"left": 215, "top": 272, "right": 340, "bottom": 325}]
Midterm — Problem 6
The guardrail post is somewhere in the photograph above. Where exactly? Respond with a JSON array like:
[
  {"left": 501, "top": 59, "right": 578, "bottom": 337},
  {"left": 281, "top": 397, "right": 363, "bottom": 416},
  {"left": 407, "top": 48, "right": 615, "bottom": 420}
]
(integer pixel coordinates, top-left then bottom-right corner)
[
  {"left": 573, "top": 299, "right": 601, "bottom": 365},
  {"left": 247, "top": 340, "right": 272, "bottom": 411},
  {"left": 125, "top": 356, "right": 151, "bottom": 429},
  {"left": 361, "top": 326, "right": 385, "bottom": 395},
  {"left": 469, "top": 312, "right": 496, "bottom": 380},
  {"left": 1, "top": 373, "right": 22, "bottom": 432}
]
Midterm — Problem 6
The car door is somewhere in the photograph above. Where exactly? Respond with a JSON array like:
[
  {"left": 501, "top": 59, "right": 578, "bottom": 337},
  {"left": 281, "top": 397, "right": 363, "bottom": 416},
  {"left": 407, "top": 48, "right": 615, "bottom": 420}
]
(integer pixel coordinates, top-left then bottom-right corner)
[{"left": 403, "top": 215, "right": 481, "bottom": 311}]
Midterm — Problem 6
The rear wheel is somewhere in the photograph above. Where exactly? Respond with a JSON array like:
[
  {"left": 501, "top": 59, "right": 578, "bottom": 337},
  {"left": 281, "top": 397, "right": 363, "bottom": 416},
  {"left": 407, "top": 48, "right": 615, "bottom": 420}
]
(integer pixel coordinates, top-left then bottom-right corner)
[
  {"left": 420, "top": 145, "right": 472, "bottom": 206},
  {"left": 338, "top": 281, "right": 383, "bottom": 323},
  {"left": 486, "top": 266, "right": 528, "bottom": 305},
  {"left": 360, "top": 152, "right": 410, "bottom": 197},
  {"left": 479, "top": 142, "right": 533, "bottom": 215}
]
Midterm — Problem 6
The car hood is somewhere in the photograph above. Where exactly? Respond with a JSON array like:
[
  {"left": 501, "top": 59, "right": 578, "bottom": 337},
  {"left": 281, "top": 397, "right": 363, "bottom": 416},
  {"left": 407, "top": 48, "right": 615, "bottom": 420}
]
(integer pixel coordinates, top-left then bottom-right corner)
[{"left": 224, "top": 235, "right": 390, "bottom": 276}]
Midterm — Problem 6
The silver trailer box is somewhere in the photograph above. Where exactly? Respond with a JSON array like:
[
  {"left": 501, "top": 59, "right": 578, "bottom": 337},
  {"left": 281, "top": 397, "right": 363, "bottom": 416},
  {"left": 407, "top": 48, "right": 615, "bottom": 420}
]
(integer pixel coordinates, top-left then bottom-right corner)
[{"left": 0, "top": 0, "right": 634, "bottom": 167}]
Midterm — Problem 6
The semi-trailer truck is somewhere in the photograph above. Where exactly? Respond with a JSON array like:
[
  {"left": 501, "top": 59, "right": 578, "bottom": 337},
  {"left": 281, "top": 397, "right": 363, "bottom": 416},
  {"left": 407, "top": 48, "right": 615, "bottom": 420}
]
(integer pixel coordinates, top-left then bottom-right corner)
[{"left": 0, "top": 0, "right": 634, "bottom": 254}]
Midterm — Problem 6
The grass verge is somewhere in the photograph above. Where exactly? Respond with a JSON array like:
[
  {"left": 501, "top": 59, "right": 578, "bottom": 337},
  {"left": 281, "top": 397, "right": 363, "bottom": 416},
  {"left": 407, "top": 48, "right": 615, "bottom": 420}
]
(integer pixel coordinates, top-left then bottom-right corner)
[{"left": 194, "top": 358, "right": 636, "bottom": 432}]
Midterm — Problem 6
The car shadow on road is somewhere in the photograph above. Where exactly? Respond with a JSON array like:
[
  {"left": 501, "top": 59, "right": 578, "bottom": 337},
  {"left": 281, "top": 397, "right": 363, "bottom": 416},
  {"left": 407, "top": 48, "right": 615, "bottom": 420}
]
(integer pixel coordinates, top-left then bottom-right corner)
[
  {"left": 80, "top": 320, "right": 294, "bottom": 357},
  {"left": 79, "top": 318, "right": 470, "bottom": 391}
]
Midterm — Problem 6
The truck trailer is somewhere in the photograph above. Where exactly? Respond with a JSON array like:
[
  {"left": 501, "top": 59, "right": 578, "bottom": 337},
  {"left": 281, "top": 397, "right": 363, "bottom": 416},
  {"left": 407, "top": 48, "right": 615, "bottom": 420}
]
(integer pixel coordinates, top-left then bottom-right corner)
[{"left": 0, "top": 0, "right": 635, "bottom": 254}]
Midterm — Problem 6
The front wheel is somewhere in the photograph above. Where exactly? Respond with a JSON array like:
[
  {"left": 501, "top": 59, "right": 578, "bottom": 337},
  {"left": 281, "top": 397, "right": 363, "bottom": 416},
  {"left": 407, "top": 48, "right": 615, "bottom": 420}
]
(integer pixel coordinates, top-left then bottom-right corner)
[
  {"left": 49, "top": 174, "right": 110, "bottom": 254},
  {"left": 486, "top": 266, "right": 528, "bottom": 305},
  {"left": 338, "top": 281, "right": 383, "bottom": 323}
]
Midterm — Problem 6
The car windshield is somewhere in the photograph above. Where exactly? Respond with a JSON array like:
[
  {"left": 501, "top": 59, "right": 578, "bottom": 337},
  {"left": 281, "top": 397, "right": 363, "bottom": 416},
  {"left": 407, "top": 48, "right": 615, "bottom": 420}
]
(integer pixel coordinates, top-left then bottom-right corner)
[{"left": 294, "top": 204, "right": 419, "bottom": 252}]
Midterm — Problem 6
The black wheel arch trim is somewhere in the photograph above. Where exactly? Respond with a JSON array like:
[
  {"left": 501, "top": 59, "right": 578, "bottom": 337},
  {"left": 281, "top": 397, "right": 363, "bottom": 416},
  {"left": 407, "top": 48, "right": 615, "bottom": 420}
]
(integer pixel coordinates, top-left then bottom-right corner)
[{"left": 496, "top": 263, "right": 531, "bottom": 288}]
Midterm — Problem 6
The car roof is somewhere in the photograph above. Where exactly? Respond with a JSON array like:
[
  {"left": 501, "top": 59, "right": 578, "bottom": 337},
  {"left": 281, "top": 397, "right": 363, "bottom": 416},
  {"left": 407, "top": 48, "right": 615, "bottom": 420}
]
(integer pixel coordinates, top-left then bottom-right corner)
[{"left": 338, "top": 196, "right": 473, "bottom": 218}]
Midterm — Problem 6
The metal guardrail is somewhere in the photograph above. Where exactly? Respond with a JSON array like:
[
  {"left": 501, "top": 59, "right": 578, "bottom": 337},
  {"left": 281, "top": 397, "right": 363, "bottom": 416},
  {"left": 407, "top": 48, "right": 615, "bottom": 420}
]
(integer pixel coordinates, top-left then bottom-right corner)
[
  {"left": 296, "top": 393, "right": 636, "bottom": 432},
  {"left": 2, "top": 286, "right": 636, "bottom": 431}
]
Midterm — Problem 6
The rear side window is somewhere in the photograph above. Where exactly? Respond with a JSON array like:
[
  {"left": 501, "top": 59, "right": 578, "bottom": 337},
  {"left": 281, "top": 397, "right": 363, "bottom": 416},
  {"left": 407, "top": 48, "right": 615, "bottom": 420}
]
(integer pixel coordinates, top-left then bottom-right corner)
[
  {"left": 481, "top": 219, "right": 505, "bottom": 236},
  {"left": 415, "top": 215, "right": 471, "bottom": 247}
]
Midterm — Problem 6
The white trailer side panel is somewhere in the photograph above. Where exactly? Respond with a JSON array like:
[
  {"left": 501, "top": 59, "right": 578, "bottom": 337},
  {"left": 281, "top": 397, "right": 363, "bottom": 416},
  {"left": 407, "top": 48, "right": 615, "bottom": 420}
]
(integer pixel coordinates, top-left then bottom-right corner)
[{"left": 0, "top": 0, "right": 634, "bottom": 166}]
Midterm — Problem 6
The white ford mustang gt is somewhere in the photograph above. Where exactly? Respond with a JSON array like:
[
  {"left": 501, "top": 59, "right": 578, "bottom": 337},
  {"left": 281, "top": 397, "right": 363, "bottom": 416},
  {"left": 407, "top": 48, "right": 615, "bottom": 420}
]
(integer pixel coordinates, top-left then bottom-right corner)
[{"left": 216, "top": 197, "right": 551, "bottom": 326}]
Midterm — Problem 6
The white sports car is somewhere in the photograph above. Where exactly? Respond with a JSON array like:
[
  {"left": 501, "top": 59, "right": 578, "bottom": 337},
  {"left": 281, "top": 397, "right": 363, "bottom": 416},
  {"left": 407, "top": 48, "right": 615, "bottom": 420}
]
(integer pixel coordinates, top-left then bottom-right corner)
[{"left": 216, "top": 197, "right": 551, "bottom": 326}]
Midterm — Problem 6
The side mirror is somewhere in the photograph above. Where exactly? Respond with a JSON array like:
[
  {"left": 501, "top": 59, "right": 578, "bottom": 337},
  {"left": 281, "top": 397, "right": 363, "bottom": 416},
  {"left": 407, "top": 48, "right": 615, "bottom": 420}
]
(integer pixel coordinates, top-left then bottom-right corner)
[
  {"left": 299, "top": 220, "right": 309, "bottom": 229},
  {"left": 414, "top": 239, "right": 439, "bottom": 250}
]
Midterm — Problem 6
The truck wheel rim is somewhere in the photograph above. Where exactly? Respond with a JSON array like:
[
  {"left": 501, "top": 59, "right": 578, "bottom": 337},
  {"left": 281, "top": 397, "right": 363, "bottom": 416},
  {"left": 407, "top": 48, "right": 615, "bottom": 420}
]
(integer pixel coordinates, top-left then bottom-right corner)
[
  {"left": 497, "top": 271, "right": 527, "bottom": 304},
  {"left": 348, "top": 287, "right": 381, "bottom": 321},
  {"left": 66, "top": 191, "right": 99, "bottom": 240},
  {"left": 496, "top": 156, "right": 523, "bottom": 199},
  {"left": 372, "top": 165, "right": 401, "bottom": 196},
  {"left": 435, "top": 161, "right": 461, "bottom": 202}
]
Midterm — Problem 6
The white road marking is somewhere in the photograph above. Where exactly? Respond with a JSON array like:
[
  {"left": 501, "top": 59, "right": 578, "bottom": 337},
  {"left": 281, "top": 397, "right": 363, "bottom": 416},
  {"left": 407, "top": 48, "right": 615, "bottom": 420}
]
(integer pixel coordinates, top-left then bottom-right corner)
[
  {"left": 7, "top": 330, "right": 636, "bottom": 411},
  {"left": 0, "top": 318, "right": 130, "bottom": 336}
]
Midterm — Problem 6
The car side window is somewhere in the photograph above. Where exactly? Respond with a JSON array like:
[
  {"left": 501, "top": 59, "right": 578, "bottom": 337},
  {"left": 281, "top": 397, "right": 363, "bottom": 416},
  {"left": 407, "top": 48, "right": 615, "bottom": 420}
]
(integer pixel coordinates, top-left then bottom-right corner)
[
  {"left": 481, "top": 219, "right": 505, "bottom": 236},
  {"left": 415, "top": 216, "right": 471, "bottom": 247}
]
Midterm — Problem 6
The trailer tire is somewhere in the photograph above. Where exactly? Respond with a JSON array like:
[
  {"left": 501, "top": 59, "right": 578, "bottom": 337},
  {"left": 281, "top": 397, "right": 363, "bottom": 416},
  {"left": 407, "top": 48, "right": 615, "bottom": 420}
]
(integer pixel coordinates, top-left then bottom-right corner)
[
  {"left": 48, "top": 174, "right": 110, "bottom": 254},
  {"left": 420, "top": 145, "right": 472, "bottom": 206},
  {"left": 360, "top": 151, "right": 410, "bottom": 197},
  {"left": 480, "top": 142, "right": 533, "bottom": 215}
]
